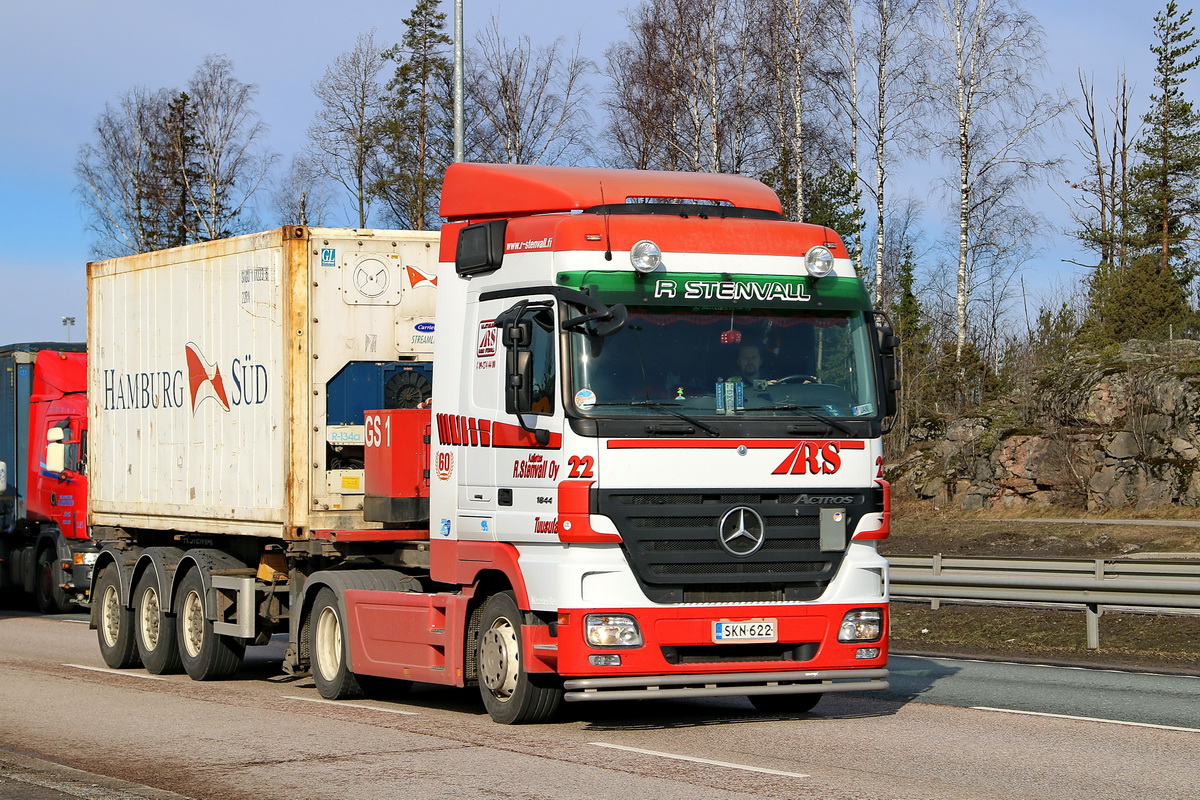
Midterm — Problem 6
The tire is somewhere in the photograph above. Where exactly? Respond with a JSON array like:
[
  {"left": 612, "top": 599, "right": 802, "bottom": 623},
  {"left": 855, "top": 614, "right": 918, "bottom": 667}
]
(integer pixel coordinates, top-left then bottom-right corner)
[
  {"left": 175, "top": 568, "right": 245, "bottom": 681},
  {"left": 95, "top": 563, "right": 140, "bottom": 669},
  {"left": 35, "top": 548, "right": 69, "bottom": 614},
  {"left": 476, "top": 591, "right": 562, "bottom": 724},
  {"left": 748, "top": 690, "right": 822, "bottom": 714},
  {"left": 133, "top": 569, "right": 182, "bottom": 674},
  {"left": 310, "top": 587, "right": 364, "bottom": 700}
]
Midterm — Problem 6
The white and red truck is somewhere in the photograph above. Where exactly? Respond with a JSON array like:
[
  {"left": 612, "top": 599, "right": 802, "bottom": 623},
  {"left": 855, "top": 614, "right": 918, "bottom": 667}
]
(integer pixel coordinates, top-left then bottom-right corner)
[
  {"left": 1, "top": 342, "right": 94, "bottom": 612},
  {"left": 88, "top": 164, "right": 897, "bottom": 723}
]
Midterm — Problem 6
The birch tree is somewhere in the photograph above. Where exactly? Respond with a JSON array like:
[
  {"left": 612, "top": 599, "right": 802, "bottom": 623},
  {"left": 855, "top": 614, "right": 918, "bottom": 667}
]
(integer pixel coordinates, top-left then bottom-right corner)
[
  {"left": 307, "top": 31, "right": 387, "bottom": 227},
  {"left": 825, "top": 0, "right": 928, "bottom": 295},
  {"left": 467, "top": 18, "right": 593, "bottom": 165},
  {"left": 920, "top": 0, "right": 1065, "bottom": 360},
  {"left": 186, "top": 55, "right": 276, "bottom": 240},
  {"left": 76, "top": 87, "right": 170, "bottom": 257}
]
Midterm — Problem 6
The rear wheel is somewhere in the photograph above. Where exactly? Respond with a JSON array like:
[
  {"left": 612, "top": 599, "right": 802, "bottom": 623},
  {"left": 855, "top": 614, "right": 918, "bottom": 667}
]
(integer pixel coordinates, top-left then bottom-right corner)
[
  {"left": 35, "top": 548, "right": 70, "bottom": 614},
  {"left": 748, "top": 691, "right": 822, "bottom": 714},
  {"left": 175, "top": 568, "right": 244, "bottom": 680},
  {"left": 95, "top": 563, "right": 140, "bottom": 669},
  {"left": 476, "top": 591, "right": 562, "bottom": 724},
  {"left": 310, "top": 587, "right": 364, "bottom": 700},
  {"left": 134, "top": 569, "right": 182, "bottom": 674}
]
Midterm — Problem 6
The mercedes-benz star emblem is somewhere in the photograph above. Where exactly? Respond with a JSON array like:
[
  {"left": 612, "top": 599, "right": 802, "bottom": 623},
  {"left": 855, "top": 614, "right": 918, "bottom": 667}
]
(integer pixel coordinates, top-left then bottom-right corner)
[{"left": 718, "top": 506, "right": 766, "bottom": 557}]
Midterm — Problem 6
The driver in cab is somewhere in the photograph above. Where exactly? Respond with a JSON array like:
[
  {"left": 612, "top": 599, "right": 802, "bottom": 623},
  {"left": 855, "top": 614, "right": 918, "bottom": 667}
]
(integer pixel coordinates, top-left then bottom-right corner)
[{"left": 735, "top": 343, "right": 814, "bottom": 390}]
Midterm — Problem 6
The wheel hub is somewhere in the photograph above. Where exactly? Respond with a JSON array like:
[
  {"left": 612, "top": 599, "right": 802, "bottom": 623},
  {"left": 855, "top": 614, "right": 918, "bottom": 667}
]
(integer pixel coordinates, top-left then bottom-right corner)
[
  {"left": 182, "top": 590, "right": 204, "bottom": 658},
  {"left": 480, "top": 619, "right": 519, "bottom": 700},
  {"left": 140, "top": 587, "right": 161, "bottom": 650},
  {"left": 101, "top": 585, "right": 120, "bottom": 647}
]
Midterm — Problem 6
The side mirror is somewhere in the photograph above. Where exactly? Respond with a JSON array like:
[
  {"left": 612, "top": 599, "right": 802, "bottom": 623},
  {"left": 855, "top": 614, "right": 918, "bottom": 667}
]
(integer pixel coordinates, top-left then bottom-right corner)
[
  {"left": 506, "top": 349, "right": 534, "bottom": 415},
  {"left": 874, "top": 314, "right": 900, "bottom": 419}
]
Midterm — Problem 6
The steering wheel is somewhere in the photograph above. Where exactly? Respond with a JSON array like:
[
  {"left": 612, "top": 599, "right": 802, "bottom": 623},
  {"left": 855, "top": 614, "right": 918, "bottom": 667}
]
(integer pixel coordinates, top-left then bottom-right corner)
[{"left": 774, "top": 374, "right": 818, "bottom": 385}]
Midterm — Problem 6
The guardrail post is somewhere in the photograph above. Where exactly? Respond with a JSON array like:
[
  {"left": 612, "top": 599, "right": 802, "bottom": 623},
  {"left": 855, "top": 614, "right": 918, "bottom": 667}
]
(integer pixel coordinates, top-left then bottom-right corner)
[
  {"left": 1086, "top": 604, "right": 1102, "bottom": 649},
  {"left": 931, "top": 554, "right": 942, "bottom": 610}
]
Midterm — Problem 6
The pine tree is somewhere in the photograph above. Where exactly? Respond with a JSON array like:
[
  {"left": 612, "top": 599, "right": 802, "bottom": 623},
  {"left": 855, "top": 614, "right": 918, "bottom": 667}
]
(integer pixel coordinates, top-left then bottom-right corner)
[
  {"left": 801, "top": 164, "right": 865, "bottom": 270},
  {"left": 1085, "top": 3, "right": 1200, "bottom": 344},
  {"left": 1131, "top": 1, "right": 1200, "bottom": 281},
  {"left": 373, "top": 0, "right": 454, "bottom": 229},
  {"left": 148, "top": 91, "right": 202, "bottom": 249}
]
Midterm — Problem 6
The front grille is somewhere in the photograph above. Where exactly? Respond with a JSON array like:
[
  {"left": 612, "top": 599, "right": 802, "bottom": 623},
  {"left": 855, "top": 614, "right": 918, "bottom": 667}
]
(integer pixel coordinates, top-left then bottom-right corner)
[{"left": 597, "top": 487, "right": 878, "bottom": 603}]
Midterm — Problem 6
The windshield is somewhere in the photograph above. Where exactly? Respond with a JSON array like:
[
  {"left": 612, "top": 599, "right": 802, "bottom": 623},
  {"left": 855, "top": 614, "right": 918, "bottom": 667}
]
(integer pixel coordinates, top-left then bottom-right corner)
[{"left": 567, "top": 306, "right": 880, "bottom": 419}]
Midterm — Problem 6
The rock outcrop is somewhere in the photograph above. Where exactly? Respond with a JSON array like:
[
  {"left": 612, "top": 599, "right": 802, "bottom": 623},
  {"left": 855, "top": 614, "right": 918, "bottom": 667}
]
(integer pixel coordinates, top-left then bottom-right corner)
[{"left": 890, "top": 340, "right": 1200, "bottom": 511}]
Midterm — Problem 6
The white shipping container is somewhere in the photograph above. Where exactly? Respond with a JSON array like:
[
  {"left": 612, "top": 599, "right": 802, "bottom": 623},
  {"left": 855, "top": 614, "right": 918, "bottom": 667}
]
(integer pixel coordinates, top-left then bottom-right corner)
[{"left": 87, "top": 226, "right": 439, "bottom": 539}]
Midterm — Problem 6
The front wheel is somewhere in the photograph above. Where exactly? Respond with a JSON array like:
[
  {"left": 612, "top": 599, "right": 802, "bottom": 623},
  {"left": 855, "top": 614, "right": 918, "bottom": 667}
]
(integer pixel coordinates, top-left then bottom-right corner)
[
  {"left": 175, "top": 568, "right": 244, "bottom": 681},
  {"left": 94, "top": 563, "right": 140, "bottom": 669},
  {"left": 476, "top": 591, "right": 561, "bottom": 724},
  {"left": 134, "top": 569, "right": 182, "bottom": 674},
  {"left": 310, "top": 587, "right": 364, "bottom": 700},
  {"left": 35, "top": 548, "right": 70, "bottom": 614}
]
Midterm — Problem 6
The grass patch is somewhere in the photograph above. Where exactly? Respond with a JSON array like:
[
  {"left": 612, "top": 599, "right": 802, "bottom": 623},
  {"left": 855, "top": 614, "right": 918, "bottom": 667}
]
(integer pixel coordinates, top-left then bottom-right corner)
[{"left": 892, "top": 601, "right": 1200, "bottom": 672}]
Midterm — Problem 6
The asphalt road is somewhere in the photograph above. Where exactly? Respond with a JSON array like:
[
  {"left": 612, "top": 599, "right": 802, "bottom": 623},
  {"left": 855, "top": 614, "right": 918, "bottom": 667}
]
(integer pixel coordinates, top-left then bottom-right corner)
[{"left": 1, "top": 609, "right": 1198, "bottom": 800}]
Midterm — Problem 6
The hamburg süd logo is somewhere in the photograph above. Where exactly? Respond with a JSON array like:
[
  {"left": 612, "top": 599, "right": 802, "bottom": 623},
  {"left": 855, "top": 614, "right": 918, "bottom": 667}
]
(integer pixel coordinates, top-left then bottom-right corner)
[{"left": 185, "top": 343, "right": 230, "bottom": 412}]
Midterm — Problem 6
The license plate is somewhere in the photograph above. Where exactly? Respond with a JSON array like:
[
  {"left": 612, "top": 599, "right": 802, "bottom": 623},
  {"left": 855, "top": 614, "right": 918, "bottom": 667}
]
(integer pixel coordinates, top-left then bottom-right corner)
[{"left": 713, "top": 619, "right": 777, "bottom": 643}]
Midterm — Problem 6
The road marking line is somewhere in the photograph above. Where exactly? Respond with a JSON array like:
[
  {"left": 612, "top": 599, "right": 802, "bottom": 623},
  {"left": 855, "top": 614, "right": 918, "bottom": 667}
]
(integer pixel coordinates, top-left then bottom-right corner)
[
  {"left": 589, "top": 742, "right": 809, "bottom": 778},
  {"left": 283, "top": 695, "right": 419, "bottom": 715},
  {"left": 60, "top": 618, "right": 90, "bottom": 625},
  {"left": 64, "top": 664, "right": 167, "bottom": 681},
  {"left": 972, "top": 706, "right": 1200, "bottom": 733}
]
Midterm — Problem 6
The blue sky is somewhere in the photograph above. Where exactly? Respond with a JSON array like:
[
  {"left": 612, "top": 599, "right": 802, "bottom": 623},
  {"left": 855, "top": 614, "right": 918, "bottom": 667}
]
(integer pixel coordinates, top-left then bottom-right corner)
[{"left": 0, "top": 0, "right": 1158, "bottom": 345}]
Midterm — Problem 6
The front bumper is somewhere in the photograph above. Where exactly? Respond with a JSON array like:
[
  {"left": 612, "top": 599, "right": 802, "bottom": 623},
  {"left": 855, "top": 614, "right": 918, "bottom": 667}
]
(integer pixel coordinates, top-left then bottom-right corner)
[{"left": 563, "top": 667, "right": 889, "bottom": 702}]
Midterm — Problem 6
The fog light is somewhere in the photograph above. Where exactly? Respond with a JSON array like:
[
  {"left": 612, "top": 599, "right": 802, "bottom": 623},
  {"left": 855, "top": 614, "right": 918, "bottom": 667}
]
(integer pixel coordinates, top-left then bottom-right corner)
[
  {"left": 856, "top": 647, "right": 881, "bottom": 659},
  {"left": 838, "top": 608, "right": 883, "bottom": 642},
  {"left": 589, "top": 654, "right": 622, "bottom": 667},
  {"left": 805, "top": 245, "right": 835, "bottom": 278},
  {"left": 630, "top": 240, "right": 663, "bottom": 273},
  {"left": 585, "top": 613, "right": 643, "bottom": 648}
]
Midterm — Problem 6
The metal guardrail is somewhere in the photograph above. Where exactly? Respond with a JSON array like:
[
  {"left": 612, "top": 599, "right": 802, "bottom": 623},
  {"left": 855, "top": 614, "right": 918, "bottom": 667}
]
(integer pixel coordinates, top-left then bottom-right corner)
[{"left": 888, "top": 554, "right": 1200, "bottom": 648}]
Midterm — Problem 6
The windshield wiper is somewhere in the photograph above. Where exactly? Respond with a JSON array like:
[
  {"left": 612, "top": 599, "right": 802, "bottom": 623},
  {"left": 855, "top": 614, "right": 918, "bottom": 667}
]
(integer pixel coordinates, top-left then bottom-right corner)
[
  {"left": 745, "top": 404, "right": 855, "bottom": 435},
  {"left": 629, "top": 401, "right": 721, "bottom": 436}
]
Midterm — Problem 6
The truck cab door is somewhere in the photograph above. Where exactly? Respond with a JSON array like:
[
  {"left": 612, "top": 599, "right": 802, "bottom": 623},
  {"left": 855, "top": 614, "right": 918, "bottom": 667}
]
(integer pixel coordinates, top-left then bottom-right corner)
[{"left": 464, "top": 295, "right": 564, "bottom": 544}]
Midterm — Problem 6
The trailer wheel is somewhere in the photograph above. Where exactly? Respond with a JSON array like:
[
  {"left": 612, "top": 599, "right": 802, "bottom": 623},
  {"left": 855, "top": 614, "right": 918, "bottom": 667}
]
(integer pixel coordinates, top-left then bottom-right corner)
[
  {"left": 133, "top": 570, "right": 182, "bottom": 674},
  {"left": 476, "top": 591, "right": 562, "bottom": 724},
  {"left": 95, "top": 563, "right": 140, "bottom": 669},
  {"left": 748, "top": 690, "right": 822, "bottom": 714},
  {"left": 35, "top": 547, "right": 70, "bottom": 614},
  {"left": 310, "top": 587, "right": 364, "bottom": 700},
  {"left": 175, "top": 568, "right": 244, "bottom": 680}
]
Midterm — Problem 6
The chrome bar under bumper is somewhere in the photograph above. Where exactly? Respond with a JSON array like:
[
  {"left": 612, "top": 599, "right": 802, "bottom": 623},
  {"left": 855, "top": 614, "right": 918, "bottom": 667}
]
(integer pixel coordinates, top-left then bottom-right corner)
[{"left": 562, "top": 668, "right": 889, "bottom": 702}]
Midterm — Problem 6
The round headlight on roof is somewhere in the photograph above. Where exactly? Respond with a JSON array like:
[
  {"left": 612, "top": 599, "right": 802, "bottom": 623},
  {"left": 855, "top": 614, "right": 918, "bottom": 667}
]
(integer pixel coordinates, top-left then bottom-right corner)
[
  {"left": 805, "top": 245, "right": 835, "bottom": 278},
  {"left": 630, "top": 240, "right": 663, "bottom": 273}
]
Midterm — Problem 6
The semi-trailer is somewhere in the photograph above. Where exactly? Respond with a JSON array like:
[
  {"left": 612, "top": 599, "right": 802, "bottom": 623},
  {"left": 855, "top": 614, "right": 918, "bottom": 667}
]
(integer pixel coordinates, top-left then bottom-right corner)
[{"left": 89, "top": 164, "right": 897, "bottom": 723}]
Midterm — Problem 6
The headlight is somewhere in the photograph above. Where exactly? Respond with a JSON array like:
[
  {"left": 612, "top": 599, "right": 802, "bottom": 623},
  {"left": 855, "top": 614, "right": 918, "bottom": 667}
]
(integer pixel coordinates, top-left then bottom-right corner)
[
  {"left": 585, "top": 613, "right": 644, "bottom": 648},
  {"left": 805, "top": 245, "right": 835, "bottom": 278},
  {"left": 838, "top": 608, "right": 883, "bottom": 642},
  {"left": 630, "top": 240, "right": 663, "bottom": 273}
]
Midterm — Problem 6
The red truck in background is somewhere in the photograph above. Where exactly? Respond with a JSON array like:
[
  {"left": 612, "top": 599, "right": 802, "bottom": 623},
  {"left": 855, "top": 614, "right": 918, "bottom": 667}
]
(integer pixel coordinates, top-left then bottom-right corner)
[{"left": 0, "top": 342, "right": 95, "bottom": 612}]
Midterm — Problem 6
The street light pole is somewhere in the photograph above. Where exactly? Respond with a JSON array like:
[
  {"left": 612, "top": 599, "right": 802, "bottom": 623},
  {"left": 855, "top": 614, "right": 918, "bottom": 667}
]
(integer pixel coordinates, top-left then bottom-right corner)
[
  {"left": 61, "top": 316, "right": 76, "bottom": 343},
  {"left": 454, "top": 0, "right": 464, "bottom": 163}
]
